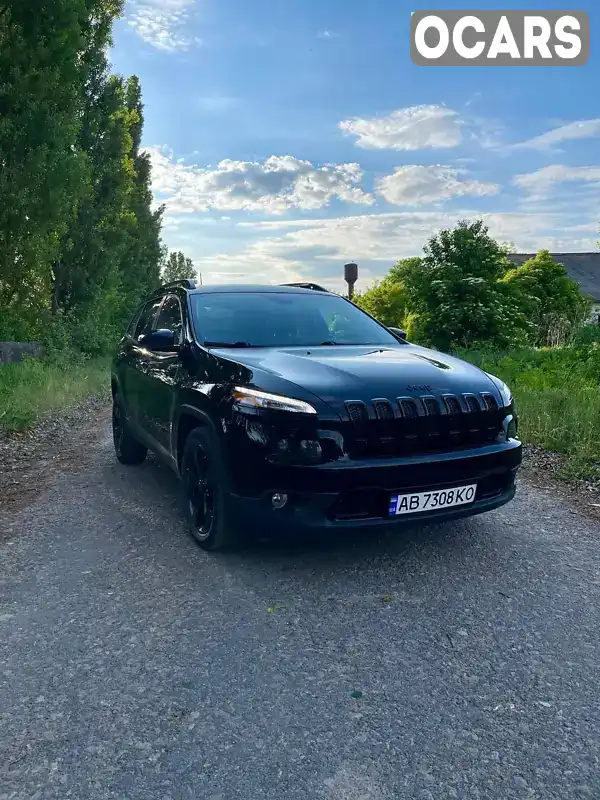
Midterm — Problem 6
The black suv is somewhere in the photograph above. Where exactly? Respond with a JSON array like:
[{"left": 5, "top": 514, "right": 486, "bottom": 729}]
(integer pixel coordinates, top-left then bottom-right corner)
[{"left": 111, "top": 279, "right": 521, "bottom": 550}]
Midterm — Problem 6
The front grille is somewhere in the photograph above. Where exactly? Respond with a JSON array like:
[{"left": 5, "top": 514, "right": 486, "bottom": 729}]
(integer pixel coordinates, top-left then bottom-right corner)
[{"left": 344, "top": 392, "right": 504, "bottom": 458}]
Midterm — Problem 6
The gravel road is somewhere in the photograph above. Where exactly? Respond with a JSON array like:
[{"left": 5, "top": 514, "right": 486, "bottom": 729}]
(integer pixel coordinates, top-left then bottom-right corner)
[{"left": 1, "top": 417, "right": 600, "bottom": 800}]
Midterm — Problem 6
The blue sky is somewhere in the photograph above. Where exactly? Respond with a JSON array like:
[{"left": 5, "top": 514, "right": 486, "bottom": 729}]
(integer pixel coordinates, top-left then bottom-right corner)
[{"left": 110, "top": 0, "right": 600, "bottom": 291}]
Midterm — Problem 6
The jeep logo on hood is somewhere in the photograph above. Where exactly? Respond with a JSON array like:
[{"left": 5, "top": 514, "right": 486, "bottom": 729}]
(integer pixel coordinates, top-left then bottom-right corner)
[{"left": 406, "top": 384, "right": 432, "bottom": 393}]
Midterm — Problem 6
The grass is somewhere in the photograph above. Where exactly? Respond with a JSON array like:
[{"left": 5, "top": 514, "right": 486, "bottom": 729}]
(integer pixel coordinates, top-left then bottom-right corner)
[
  {"left": 459, "top": 345, "right": 600, "bottom": 484},
  {"left": 0, "top": 355, "right": 110, "bottom": 432}
]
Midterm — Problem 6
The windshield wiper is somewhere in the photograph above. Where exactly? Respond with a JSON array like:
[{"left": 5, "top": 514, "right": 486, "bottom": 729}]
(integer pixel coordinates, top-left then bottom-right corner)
[
  {"left": 318, "top": 340, "right": 339, "bottom": 346},
  {"left": 203, "top": 340, "right": 252, "bottom": 348}
]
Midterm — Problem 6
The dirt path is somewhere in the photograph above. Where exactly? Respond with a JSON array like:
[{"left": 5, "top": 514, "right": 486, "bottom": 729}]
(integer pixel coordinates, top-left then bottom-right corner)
[
  {"left": 0, "top": 396, "right": 111, "bottom": 518},
  {"left": 2, "top": 400, "right": 600, "bottom": 799}
]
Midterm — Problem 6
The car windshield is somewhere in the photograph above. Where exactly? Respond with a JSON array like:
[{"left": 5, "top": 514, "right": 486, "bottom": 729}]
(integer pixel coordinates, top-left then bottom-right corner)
[{"left": 190, "top": 291, "right": 401, "bottom": 348}]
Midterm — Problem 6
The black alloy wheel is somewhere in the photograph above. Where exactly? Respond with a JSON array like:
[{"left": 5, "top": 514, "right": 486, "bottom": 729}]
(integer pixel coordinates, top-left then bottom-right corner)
[
  {"left": 181, "top": 427, "right": 237, "bottom": 551},
  {"left": 112, "top": 394, "right": 147, "bottom": 465},
  {"left": 183, "top": 446, "right": 216, "bottom": 542}
]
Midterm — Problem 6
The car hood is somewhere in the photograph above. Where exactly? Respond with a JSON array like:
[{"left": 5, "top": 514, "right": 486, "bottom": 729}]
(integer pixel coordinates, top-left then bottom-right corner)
[{"left": 211, "top": 343, "right": 500, "bottom": 407}]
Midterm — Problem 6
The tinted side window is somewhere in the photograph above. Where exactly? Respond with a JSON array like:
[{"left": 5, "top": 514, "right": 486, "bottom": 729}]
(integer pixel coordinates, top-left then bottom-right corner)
[
  {"left": 126, "top": 307, "right": 142, "bottom": 338},
  {"left": 134, "top": 297, "right": 163, "bottom": 340},
  {"left": 155, "top": 294, "right": 184, "bottom": 344}
]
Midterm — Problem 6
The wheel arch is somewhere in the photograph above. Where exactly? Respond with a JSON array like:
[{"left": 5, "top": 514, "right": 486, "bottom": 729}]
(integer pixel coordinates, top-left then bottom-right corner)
[{"left": 175, "top": 405, "right": 220, "bottom": 470}]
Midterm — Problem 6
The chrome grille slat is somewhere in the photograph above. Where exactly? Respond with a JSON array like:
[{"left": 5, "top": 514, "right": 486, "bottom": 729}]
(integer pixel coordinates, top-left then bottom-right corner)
[
  {"left": 464, "top": 394, "right": 483, "bottom": 413},
  {"left": 421, "top": 396, "right": 439, "bottom": 417},
  {"left": 397, "top": 397, "right": 420, "bottom": 419},
  {"left": 443, "top": 394, "right": 463, "bottom": 415},
  {"left": 372, "top": 398, "right": 395, "bottom": 420},
  {"left": 481, "top": 392, "right": 499, "bottom": 412},
  {"left": 345, "top": 400, "right": 368, "bottom": 424}
]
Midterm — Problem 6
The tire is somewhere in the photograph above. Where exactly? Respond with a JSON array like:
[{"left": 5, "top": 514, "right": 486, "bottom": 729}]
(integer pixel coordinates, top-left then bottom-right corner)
[
  {"left": 180, "top": 427, "right": 238, "bottom": 551},
  {"left": 112, "top": 394, "right": 147, "bottom": 465}
]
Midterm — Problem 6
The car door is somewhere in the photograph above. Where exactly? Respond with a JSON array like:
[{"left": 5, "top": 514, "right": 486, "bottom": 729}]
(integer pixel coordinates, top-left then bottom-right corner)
[
  {"left": 128, "top": 295, "right": 165, "bottom": 435},
  {"left": 143, "top": 293, "right": 186, "bottom": 455},
  {"left": 119, "top": 296, "right": 163, "bottom": 432}
]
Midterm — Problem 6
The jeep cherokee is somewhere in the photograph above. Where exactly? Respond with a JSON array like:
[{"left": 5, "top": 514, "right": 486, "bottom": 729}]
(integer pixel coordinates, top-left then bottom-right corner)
[{"left": 111, "top": 279, "right": 521, "bottom": 550}]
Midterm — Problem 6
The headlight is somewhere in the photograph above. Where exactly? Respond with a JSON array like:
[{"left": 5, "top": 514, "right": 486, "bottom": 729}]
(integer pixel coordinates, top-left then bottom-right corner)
[
  {"left": 485, "top": 373, "right": 513, "bottom": 408},
  {"left": 232, "top": 387, "right": 317, "bottom": 414}
]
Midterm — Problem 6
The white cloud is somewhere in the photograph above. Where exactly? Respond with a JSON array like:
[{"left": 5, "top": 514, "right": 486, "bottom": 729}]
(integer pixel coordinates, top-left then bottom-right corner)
[
  {"left": 145, "top": 147, "right": 374, "bottom": 214},
  {"left": 127, "top": 0, "right": 200, "bottom": 52},
  {"left": 190, "top": 209, "right": 598, "bottom": 290},
  {"left": 514, "top": 119, "right": 600, "bottom": 151},
  {"left": 162, "top": 216, "right": 184, "bottom": 229},
  {"left": 317, "top": 30, "right": 339, "bottom": 39},
  {"left": 514, "top": 165, "right": 600, "bottom": 199},
  {"left": 339, "top": 105, "right": 463, "bottom": 151},
  {"left": 376, "top": 166, "right": 499, "bottom": 206}
]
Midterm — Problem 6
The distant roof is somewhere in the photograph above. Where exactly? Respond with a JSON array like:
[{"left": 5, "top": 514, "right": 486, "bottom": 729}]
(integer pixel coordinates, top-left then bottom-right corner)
[{"left": 510, "top": 253, "right": 600, "bottom": 301}]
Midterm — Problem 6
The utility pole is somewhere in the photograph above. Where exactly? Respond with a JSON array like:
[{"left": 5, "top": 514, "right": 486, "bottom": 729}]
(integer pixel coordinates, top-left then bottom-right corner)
[{"left": 344, "top": 262, "right": 358, "bottom": 301}]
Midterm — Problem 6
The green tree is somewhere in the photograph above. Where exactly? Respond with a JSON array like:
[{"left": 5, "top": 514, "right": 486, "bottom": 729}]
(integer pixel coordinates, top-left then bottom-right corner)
[
  {"left": 0, "top": 0, "right": 90, "bottom": 339},
  {"left": 51, "top": 3, "right": 165, "bottom": 355},
  {"left": 0, "top": 0, "right": 164, "bottom": 355},
  {"left": 355, "top": 258, "right": 421, "bottom": 327},
  {"left": 119, "top": 76, "right": 164, "bottom": 312},
  {"left": 162, "top": 251, "right": 197, "bottom": 283},
  {"left": 53, "top": 72, "right": 136, "bottom": 353},
  {"left": 402, "top": 220, "right": 530, "bottom": 351},
  {"left": 502, "top": 250, "right": 590, "bottom": 346},
  {"left": 355, "top": 280, "right": 406, "bottom": 327}
]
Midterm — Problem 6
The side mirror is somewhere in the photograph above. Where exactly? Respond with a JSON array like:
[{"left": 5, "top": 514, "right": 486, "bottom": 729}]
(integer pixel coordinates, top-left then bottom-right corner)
[
  {"left": 388, "top": 327, "right": 407, "bottom": 341},
  {"left": 139, "top": 329, "right": 178, "bottom": 352}
]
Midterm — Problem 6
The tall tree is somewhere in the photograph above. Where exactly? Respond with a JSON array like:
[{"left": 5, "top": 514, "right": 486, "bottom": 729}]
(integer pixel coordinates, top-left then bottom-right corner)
[
  {"left": 162, "top": 251, "right": 197, "bottom": 283},
  {"left": 0, "top": 0, "right": 89, "bottom": 339},
  {"left": 51, "top": 0, "right": 125, "bottom": 311},
  {"left": 53, "top": 73, "right": 136, "bottom": 352},
  {"left": 0, "top": 0, "right": 163, "bottom": 353},
  {"left": 120, "top": 76, "right": 164, "bottom": 312}
]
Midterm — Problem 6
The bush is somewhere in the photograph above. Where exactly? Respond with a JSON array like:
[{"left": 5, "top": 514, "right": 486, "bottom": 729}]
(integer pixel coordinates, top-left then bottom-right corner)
[
  {"left": 459, "top": 345, "right": 600, "bottom": 482},
  {"left": 571, "top": 324, "right": 600, "bottom": 348}
]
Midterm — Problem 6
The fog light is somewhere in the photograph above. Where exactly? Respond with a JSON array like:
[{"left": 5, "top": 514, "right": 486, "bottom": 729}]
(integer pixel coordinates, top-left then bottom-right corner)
[
  {"left": 271, "top": 492, "right": 288, "bottom": 509},
  {"left": 300, "top": 439, "right": 323, "bottom": 461},
  {"left": 507, "top": 417, "right": 518, "bottom": 440}
]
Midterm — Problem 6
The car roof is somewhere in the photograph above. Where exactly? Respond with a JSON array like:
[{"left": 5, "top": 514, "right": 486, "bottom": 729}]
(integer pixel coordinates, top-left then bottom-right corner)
[{"left": 188, "top": 284, "right": 332, "bottom": 295}]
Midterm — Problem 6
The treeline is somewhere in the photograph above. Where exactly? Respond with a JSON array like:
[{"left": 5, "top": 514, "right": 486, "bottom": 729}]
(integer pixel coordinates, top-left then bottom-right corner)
[
  {"left": 0, "top": 1, "right": 182, "bottom": 356},
  {"left": 356, "top": 220, "right": 591, "bottom": 351}
]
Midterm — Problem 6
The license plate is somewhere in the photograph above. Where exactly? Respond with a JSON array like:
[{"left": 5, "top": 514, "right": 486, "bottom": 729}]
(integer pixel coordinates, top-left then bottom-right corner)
[{"left": 389, "top": 484, "right": 477, "bottom": 516}]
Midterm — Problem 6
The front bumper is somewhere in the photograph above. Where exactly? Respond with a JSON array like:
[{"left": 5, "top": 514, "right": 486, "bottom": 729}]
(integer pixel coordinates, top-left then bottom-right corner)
[{"left": 229, "top": 440, "right": 522, "bottom": 533}]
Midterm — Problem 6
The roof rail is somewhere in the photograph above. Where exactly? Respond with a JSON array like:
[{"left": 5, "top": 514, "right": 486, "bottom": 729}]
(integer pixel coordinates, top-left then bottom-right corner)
[
  {"left": 280, "top": 282, "right": 329, "bottom": 292},
  {"left": 154, "top": 278, "right": 197, "bottom": 294}
]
